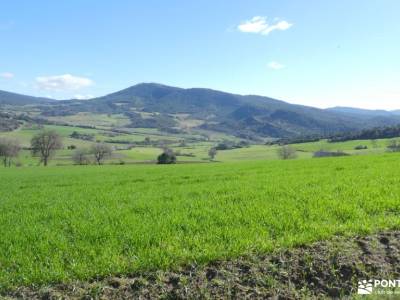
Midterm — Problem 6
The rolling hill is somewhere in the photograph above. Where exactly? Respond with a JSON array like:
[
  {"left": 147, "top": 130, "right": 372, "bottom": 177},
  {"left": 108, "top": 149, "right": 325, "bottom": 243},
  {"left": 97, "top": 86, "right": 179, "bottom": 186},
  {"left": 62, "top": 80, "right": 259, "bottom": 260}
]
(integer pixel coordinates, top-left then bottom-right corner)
[{"left": 2, "top": 83, "right": 400, "bottom": 139}]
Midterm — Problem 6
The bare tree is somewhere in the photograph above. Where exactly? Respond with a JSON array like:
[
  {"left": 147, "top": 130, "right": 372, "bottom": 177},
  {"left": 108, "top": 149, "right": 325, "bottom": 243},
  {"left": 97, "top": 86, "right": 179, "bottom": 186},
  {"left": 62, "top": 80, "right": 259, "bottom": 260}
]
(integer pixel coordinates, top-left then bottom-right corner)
[
  {"left": 208, "top": 147, "right": 217, "bottom": 160},
  {"left": 277, "top": 145, "right": 297, "bottom": 160},
  {"left": 31, "top": 130, "right": 62, "bottom": 166},
  {"left": 72, "top": 148, "right": 90, "bottom": 165},
  {"left": 91, "top": 143, "right": 112, "bottom": 165},
  {"left": 387, "top": 139, "right": 400, "bottom": 152},
  {"left": 0, "top": 138, "right": 21, "bottom": 167}
]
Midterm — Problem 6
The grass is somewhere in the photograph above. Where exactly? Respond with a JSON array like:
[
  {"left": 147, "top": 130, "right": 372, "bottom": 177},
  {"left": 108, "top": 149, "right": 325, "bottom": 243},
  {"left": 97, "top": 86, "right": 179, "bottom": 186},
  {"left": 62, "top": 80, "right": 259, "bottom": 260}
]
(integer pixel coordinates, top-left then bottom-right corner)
[
  {"left": 2, "top": 121, "right": 397, "bottom": 166},
  {"left": 1, "top": 153, "right": 400, "bottom": 291},
  {"left": 293, "top": 138, "right": 390, "bottom": 154},
  {"left": 4, "top": 127, "right": 395, "bottom": 170},
  {"left": 118, "top": 147, "right": 162, "bottom": 161},
  {"left": 46, "top": 113, "right": 131, "bottom": 128},
  {"left": 0, "top": 125, "right": 95, "bottom": 148}
]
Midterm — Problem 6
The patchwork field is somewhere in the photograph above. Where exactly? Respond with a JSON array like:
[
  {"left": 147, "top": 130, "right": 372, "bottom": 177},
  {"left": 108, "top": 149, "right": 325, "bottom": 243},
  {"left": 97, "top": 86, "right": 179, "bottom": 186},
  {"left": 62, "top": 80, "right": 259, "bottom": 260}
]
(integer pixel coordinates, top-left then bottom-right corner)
[
  {"left": 2, "top": 1, "right": 399, "bottom": 297},
  {"left": 0, "top": 120, "right": 397, "bottom": 167},
  {"left": 2, "top": 113, "right": 400, "bottom": 297},
  {"left": 1, "top": 153, "right": 400, "bottom": 294}
]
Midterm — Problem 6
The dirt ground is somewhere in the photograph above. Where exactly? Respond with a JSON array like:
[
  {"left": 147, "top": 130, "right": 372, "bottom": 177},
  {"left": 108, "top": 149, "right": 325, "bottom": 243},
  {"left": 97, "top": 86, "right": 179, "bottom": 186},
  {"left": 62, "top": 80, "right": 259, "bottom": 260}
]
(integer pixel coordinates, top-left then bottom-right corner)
[{"left": 3, "top": 230, "right": 400, "bottom": 299}]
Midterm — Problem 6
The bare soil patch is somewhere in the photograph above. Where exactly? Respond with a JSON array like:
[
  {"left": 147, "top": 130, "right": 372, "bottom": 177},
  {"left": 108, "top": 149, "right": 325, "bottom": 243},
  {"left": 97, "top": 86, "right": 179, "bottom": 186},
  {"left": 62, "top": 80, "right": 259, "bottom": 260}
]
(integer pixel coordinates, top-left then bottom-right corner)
[{"left": 3, "top": 230, "right": 400, "bottom": 299}]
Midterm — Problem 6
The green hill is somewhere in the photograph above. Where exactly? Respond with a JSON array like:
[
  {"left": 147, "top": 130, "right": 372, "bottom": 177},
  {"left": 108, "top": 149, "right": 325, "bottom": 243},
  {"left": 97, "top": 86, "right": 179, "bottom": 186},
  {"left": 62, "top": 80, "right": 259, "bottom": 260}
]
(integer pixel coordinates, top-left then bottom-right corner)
[{"left": 2, "top": 83, "right": 400, "bottom": 138}]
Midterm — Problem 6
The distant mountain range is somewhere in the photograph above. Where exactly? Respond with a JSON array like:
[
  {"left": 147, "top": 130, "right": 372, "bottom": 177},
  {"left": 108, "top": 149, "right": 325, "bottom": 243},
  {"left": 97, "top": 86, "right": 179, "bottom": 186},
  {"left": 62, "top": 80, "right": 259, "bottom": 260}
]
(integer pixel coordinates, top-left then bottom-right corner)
[
  {"left": 1, "top": 83, "right": 400, "bottom": 139},
  {"left": 326, "top": 106, "right": 400, "bottom": 117}
]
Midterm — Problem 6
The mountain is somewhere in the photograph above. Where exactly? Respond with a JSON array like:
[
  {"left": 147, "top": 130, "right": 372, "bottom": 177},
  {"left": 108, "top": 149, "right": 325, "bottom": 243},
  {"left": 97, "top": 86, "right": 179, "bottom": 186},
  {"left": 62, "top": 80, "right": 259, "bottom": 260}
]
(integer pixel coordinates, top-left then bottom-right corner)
[
  {"left": 75, "top": 83, "right": 400, "bottom": 138},
  {"left": 0, "top": 90, "right": 53, "bottom": 106},
  {"left": 326, "top": 106, "right": 397, "bottom": 117},
  {"left": 2, "top": 83, "right": 400, "bottom": 139}
]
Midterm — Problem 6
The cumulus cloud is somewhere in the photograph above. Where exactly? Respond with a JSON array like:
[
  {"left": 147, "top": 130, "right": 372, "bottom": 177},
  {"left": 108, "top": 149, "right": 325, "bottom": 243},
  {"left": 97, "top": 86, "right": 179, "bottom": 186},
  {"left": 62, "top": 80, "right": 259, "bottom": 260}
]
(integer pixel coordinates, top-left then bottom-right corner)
[
  {"left": 36, "top": 74, "right": 94, "bottom": 91},
  {"left": 268, "top": 61, "right": 285, "bottom": 70},
  {"left": 238, "top": 16, "right": 292, "bottom": 35},
  {"left": 0, "top": 72, "right": 15, "bottom": 79}
]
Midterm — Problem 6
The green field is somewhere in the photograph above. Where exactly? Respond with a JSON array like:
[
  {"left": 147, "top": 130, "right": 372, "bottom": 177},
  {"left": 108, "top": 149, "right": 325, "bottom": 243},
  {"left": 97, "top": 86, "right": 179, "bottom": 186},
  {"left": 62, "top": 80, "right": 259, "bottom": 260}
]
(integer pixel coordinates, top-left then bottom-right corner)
[
  {"left": 1, "top": 153, "right": 400, "bottom": 291},
  {"left": 1, "top": 120, "right": 398, "bottom": 167}
]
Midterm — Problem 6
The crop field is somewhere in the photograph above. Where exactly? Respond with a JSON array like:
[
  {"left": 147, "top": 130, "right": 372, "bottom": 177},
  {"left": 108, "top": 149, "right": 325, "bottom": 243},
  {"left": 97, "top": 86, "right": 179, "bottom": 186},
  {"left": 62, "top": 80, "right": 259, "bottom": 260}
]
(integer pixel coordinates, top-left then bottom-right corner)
[{"left": 1, "top": 153, "right": 400, "bottom": 292}]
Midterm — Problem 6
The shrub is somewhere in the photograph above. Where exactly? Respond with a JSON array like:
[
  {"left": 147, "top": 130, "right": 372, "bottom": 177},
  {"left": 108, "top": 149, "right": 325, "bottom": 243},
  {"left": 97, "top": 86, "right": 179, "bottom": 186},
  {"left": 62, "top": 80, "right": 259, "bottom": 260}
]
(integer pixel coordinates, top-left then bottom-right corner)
[
  {"left": 157, "top": 149, "right": 176, "bottom": 164},
  {"left": 72, "top": 148, "right": 90, "bottom": 165},
  {"left": 215, "top": 141, "right": 249, "bottom": 151},
  {"left": 354, "top": 145, "right": 368, "bottom": 150},
  {"left": 70, "top": 131, "right": 95, "bottom": 141},
  {"left": 313, "top": 150, "right": 349, "bottom": 158}
]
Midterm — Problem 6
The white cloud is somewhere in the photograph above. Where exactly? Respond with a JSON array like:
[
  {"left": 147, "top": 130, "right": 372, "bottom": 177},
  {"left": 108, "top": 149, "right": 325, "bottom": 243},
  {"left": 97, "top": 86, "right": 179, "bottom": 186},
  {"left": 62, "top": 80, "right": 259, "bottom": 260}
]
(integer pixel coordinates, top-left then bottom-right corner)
[
  {"left": 74, "top": 94, "right": 94, "bottom": 100},
  {"left": 238, "top": 16, "right": 292, "bottom": 35},
  {"left": 268, "top": 61, "right": 285, "bottom": 70},
  {"left": 0, "top": 72, "right": 14, "bottom": 79},
  {"left": 36, "top": 74, "right": 94, "bottom": 91}
]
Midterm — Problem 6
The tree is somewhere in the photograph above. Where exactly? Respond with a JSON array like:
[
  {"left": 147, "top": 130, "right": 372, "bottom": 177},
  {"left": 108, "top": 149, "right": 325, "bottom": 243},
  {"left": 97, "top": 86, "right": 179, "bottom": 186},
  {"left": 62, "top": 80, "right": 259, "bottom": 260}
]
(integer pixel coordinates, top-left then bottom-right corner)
[
  {"left": 0, "top": 138, "right": 21, "bottom": 167},
  {"left": 387, "top": 139, "right": 400, "bottom": 152},
  {"left": 144, "top": 136, "right": 151, "bottom": 145},
  {"left": 72, "top": 148, "right": 90, "bottom": 165},
  {"left": 157, "top": 148, "right": 176, "bottom": 164},
  {"left": 179, "top": 139, "right": 187, "bottom": 147},
  {"left": 371, "top": 139, "right": 378, "bottom": 149},
  {"left": 91, "top": 143, "right": 112, "bottom": 165},
  {"left": 208, "top": 147, "right": 217, "bottom": 160},
  {"left": 277, "top": 145, "right": 297, "bottom": 160},
  {"left": 31, "top": 131, "right": 62, "bottom": 166}
]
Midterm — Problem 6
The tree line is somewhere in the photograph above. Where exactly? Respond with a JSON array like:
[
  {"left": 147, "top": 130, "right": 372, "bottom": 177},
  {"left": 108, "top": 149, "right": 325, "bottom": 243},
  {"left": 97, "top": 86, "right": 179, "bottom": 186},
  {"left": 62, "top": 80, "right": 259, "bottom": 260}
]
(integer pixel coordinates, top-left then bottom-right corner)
[
  {"left": 328, "top": 125, "right": 400, "bottom": 143},
  {"left": 0, "top": 130, "right": 221, "bottom": 167},
  {"left": 269, "top": 124, "right": 400, "bottom": 145}
]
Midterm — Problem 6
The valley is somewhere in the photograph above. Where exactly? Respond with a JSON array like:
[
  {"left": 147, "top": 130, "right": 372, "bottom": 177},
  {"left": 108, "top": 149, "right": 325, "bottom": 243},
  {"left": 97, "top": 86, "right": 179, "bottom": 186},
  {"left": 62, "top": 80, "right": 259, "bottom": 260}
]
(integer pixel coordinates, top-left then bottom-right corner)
[{"left": 1, "top": 84, "right": 400, "bottom": 298}]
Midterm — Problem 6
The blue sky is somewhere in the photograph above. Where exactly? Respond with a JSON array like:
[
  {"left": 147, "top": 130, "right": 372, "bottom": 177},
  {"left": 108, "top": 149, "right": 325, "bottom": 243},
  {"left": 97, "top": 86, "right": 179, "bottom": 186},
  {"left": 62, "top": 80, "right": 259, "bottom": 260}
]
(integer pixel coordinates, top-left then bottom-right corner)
[{"left": 0, "top": 0, "right": 399, "bottom": 109}]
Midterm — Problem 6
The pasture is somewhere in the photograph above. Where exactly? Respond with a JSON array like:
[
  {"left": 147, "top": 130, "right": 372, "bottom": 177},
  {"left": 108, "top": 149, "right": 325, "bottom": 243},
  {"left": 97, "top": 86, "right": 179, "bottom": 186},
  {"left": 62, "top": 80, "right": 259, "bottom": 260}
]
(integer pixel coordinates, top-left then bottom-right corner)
[{"left": 0, "top": 120, "right": 397, "bottom": 166}]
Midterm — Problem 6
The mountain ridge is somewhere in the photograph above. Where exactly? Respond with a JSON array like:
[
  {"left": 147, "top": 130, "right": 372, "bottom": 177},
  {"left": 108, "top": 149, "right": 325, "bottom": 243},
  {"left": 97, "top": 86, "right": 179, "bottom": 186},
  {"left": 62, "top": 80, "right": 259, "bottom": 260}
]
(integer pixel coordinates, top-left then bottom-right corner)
[
  {"left": 326, "top": 106, "right": 400, "bottom": 116},
  {"left": 0, "top": 90, "right": 54, "bottom": 105},
  {"left": 1, "top": 83, "right": 400, "bottom": 139}
]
